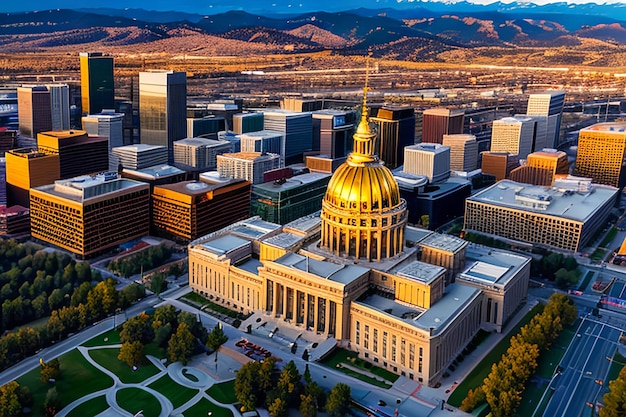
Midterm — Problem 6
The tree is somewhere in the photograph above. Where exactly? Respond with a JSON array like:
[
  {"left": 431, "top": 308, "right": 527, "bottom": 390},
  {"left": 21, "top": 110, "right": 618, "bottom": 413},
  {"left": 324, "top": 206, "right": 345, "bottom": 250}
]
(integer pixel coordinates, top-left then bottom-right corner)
[
  {"left": 118, "top": 341, "right": 145, "bottom": 367},
  {"left": 167, "top": 322, "right": 195, "bottom": 365},
  {"left": 120, "top": 312, "right": 153, "bottom": 344},
  {"left": 268, "top": 397, "right": 288, "bottom": 417},
  {"left": 150, "top": 273, "right": 168, "bottom": 295},
  {"left": 300, "top": 393, "right": 317, "bottom": 417},
  {"left": 460, "top": 387, "right": 485, "bottom": 412},
  {"left": 206, "top": 325, "right": 228, "bottom": 352},
  {"left": 154, "top": 323, "right": 173, "bottom": 347},
  {"left": 277, "top": 360, "right": 302, "bottom": 406},
  {"left": 40, "top": 358, "right": 61, "bottom": 383},
  {"left": 600, "top": 365, "right": 626, "bottom": 417},
  {"left": 153, "top": 305, "right": 177, "bottom": 329},
  {"left": 0, "top": 381, "right": 23, "bottom": 417},
  {"left": 17, "top": 327, "right": 40, "bottom": 358},
  {"left": 326, "top": 383, "right": 351, "bottom": 417},
  {"left": 43, "top": 387, "right": 61, "bottom": 417},
  {"left": 234, "top": 361, "right": 262, "bottom": 411}
]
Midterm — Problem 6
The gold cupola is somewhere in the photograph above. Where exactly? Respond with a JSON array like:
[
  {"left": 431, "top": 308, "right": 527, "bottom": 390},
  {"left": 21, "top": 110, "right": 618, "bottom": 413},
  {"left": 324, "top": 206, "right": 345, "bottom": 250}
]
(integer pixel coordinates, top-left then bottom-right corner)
[{"left": 320, "top": 67, "right": 407, "bottom": 262}]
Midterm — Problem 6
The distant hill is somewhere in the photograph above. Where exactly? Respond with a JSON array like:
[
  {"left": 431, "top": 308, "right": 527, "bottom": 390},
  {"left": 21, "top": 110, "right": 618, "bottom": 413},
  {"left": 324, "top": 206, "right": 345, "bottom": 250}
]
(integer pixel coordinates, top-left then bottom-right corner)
[{"left": 3, "top": 4, "right": 626, "bottom": 65}]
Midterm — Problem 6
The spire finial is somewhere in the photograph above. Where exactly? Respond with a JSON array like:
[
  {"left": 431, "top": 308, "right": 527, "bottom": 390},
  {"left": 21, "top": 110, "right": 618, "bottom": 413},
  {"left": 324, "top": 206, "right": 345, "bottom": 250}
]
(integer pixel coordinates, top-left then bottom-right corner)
[{"left": 361, "top": 50, "right": 372, "bottom": 121}]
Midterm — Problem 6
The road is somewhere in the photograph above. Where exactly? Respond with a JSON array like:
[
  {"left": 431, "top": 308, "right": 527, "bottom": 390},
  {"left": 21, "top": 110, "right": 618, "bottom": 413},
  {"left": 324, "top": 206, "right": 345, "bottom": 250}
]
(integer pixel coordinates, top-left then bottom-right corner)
[{"left": 542, "top": 317, "right": 622, "bottom": 417}]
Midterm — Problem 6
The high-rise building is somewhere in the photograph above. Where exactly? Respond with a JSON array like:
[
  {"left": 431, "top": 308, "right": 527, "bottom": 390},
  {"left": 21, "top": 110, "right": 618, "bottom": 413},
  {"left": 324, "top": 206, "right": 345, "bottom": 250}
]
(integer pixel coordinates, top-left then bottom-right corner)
[
  {"left": 464, "top": 179, "right": 619, "bottom": 252},
  {"left": 312, "top": 110, "right": 354, "bottom": 159},
  {"left": 480, "top": 152, "right": 519, "bottom": 181},
  {"left": 509, "top": 149, "right": 569, "bottom": 186},
  {"left": 5, "top": 148, "right": 60, "bottom": 207},
  {"left": 37, "top": 130, "right": 109, "bottom": 179},
  {"left": 403, "top": 143, "right": 451, "bottom": 184},
  {"left": 187, "top": 116, "right": 225, "bottom": 138},
  {"left": 490, "top": 116, "right": 536, "bottom": 159},
  {"left": 80, "top": 52, "right": 115, "bottom": 115},
  {"left": 217, "top": 152, "right": 281, "bottom": 185},
  {"left": 48, "top": 84, "right": 70, "bottom": 131},
  {"left": 30, "top": 174, "right": 150, "bottom": 257},
  {"left": 370, "top": 105, "right": 415, "bottom": 169},
  {"left": 151, "top": 178, "right": 251, "bottom": 243},
  {"left": 238, "top": 130, "right": 285, "bottom": 162},
  {"left": 0, "top": 205, "right": 30, "bottom": 235},
  {"left": 442, "top": 134, "right": 478, "bottom": 172},
  {"left": 526, "top": 91, "right": 565, "bottom": 147},
  {"left": 574, "top": 122, "right": 626, "bottom": 188},
  {"left": 17, "top": 86, "right": 52, "bottom": 138},
  {"left": 82, "top": 110, "right": 124, "bottom": 150},
  {"left": 233, "top": 112, "right": 264, "bottom": 134},
  {"left": 422, "top": 108, "right": 464, "bottom": 144},
  {"left": 173, "top": 138, "right": 232, "bottom": 171},
  {"left": 262, "top": 110, "right": 312, "bottom": 165},
  {"left": 139, "top": 70, "right": 187, "bottom": 162},
  {"left": 112, "top": 144, "right": 168, "bottom": 170}
]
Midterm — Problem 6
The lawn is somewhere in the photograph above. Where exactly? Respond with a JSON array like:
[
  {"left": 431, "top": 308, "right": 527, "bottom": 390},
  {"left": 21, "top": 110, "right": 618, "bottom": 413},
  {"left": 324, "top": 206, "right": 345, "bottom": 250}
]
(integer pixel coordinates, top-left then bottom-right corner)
[
  {"left": 66, "top": 395, "right": 109, "bottom": 417},
  {"left": 207, "top": 380, "right": 238, "bottom": 404},
  {"left": 148, "top": 374, "right": 198, "bottom": 408},
  {"left": 447, "top": 303, "right": 544, "bottom": 407},
  {"left": 184, "top": 397, "right": 234, "bottom": 417},
  {"left": 577, "top": 270, "right": 595, "bottom": 292},
  {"left": 17, "top": 349, "right": 113, "bottom": 417},
  {"left": 117, "top": 387, "right": 162, "bottom": 417},
  {"left": 82, "top": 328, "right": 121, "bottom": 347},
  {"left": 319, "top": 347, "right": 399, "bottom": 388},
  {"left": 88, "top": 347, "right": 161, "bottom": 384},
  {"left": 607, "top": 351, "right": 626, "bottom": 382}
]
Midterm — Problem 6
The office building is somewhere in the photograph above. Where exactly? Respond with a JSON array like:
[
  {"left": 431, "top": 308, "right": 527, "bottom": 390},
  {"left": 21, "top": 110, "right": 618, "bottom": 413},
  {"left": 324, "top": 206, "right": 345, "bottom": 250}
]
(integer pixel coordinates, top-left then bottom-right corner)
[
  {"left": 370, "top": 105, "right": 415, "bottom": 169},
  {"left": 37, "top": 130, "right": 109, "bottom": 179},
  {"left": 82, "top": 111, "right": 124, "bottom": 150},
  {"left": 233, "top": 112, "right": 264, "bottom": 134},
  {"left": 282, "top": 97, "right": 323, "bottom": 112},
  {"left": 139, "top": 70, "right": 187, "bottom": 162},
  {"left": 250, "top": 172, "right": 331, "bottom": 225},
  {"left": 403, "top": 143, "right": 451, "bottom": 184},
  {"left": 0, "top": 131, "right": 17, "bottom": 154},
  {"left": 312, "top": 110, "right": 354, "bottom": 159},
  {"left": 187, "top": 116, "right": 225, "bottom": 138},
  {"left": 239, "top": 130, "right": 285, "bottom": 162},
  {"left": 442, "top": 134, "right": 478, "bottom": 172},
  {"left": 422, "top": 108, "right": 464, "bottom": 144},
  {"left": 80, "top": 52, "right": 114, "bottom": 115},
  {"left": 5, "top": 148, "right": 60, "bottom": 207},
  {"left": 480, "top": 152, "right": 519, "bottom": 181},
  {"left": 526, "top": 91, "right": 565, "bottom": 147},
  {"left": 30, "top": 174, "right": 150, "bottom": 257},
  {"left": 217, "top": 152, "right": 281, "bottom": 185},
  {"left": 574, "top": 122, "right": 626, "bottom": 188},
  {"left": 189, "top": 97, "right": 529, "bottom": 387},
  {"left": 122, "top": 165, "right": 190, "bottom": 189},
  {"left": 112, "top": 144, "right": 168, "bottom": 170},
  {"left": 509, "top": 150, "right": 569, "bottom": 186},
  {"left": 48, "top": 84, "right": 70, "bottom": 131},
  {"left": 173, "top": 138, "right": 232, "bottom": 171},
  {"left": 490, "top": 117, "right": 535, "bottom": 159},
  {"left": 305, "top": 155, "right": 347, "bottom": 174},
  {"left": 17, "top": 86, "right": 52, "bottom": 138},
  {"left": 0, "top": 205, "right": 30, "bottom": 235},
  {"left": 464, "top": 179, "right": 619, "bottom": 252},
  {"left": 417, "top": 233, "right": 468, "bottom": 285},
  {"left": 262, "top": 110, "right": 313, "bottom": 164},
  {"left": 151, "top": 178, "right": 251, "bottom": 243}
]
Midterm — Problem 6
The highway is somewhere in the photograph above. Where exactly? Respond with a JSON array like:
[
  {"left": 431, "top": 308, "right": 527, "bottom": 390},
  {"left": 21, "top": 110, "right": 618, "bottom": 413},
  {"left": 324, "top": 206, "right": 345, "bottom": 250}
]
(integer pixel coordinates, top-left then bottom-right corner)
[{"left": 542, "top": 317, "right": 622, "bottom": 417}]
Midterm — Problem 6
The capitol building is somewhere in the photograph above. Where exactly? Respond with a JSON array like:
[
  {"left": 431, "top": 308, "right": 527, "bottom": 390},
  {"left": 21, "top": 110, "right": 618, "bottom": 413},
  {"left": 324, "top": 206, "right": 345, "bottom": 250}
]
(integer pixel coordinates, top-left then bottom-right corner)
[{"left": 188, "top": 88, "right": 530, "bottom": 386}]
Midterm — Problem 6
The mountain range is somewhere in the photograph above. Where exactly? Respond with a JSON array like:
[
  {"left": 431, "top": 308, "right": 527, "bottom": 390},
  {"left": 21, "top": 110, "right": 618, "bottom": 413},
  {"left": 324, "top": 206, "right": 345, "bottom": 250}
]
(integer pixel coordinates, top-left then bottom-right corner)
[{"left": 3, "top": 2, "right": 626, "bottom": 65}]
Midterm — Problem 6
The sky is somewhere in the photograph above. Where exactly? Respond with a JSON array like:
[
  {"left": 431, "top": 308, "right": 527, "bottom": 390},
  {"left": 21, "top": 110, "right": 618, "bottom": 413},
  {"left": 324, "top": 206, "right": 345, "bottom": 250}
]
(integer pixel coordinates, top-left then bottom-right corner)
[{"left": 4, "top": 0, "right": 626, "bottom": 14}]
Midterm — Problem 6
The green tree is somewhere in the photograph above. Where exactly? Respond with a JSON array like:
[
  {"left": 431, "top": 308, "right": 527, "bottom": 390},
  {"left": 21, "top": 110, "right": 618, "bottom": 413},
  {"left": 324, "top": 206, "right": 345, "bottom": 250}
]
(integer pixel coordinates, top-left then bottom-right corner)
[
  {"left": 17, "top": 327, "right": 40, "bottom": 358},
  {"left": 277, "top": 360, "right": 302, "bottom": 406},
  {"left": 43, "top": 387, "right": 61, "bottom": 417},
  {"left": 118, "top": 341, "right": 145, "bottom": 367},
  {"left": 0, "top": 381, "right": 23, "bottom": 417},
  {"left": 600, "top": 365, "right": 626, "bottom": 417},
  {"left": 153, "top": 305, "right": 177, "bottom": 329},
  {"left": 326, "top": 383, "right": 351, "bottom": 417},
  {"left": 300, "top": 393, "right": 317, "bottom": 417},
  {"left": 150, "top": 274, "right": 168, "bottom": 295},
  {"left": 460, "top": 387, "right": 485, "bottom": 412},
  {"left": 154, "top": 323, "right": 173, "bottom": 347},
  {"left": 167, "top": 322, "right": 196, "bottom": 365},
  {"left": 120, "top": 312, "right": 153, "bottom": 344},
  {"left": 40, "top": 358, "right": 61, "bottom": 383},
  {"left": 206, "top": 324, "right": 228, "bottom": 352},
  {"left": 268, "top": 396, "right": 288, "bottom": 417},
  {"left": 235, "top": 361, "right": 261, "bottom": 411}
]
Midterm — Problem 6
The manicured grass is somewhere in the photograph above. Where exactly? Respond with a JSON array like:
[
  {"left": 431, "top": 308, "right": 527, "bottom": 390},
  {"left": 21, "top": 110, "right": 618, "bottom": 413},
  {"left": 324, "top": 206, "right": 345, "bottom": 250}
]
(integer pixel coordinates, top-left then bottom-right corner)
[
  {"left": 607, "top": 351, "right": 626, "bottom": 382},
  {"left": 591, "top": 248, "right": 608, "bottom": 262},
  {"left": 184, "top": 397, "right": 234, "bottom": 417},
  {"left": 148, "top": 374, "right": 198, "bottom": 408},
  {"left": 66, "top": 395, "right": 109, "bottom": 417},
  {"left": 82, "top": 328, "right": 121, "bottom": 347},
  {"left": 117, "top": 387, "right": 161, "bottom": 417},
  {"left": 88, "top": 347, "right": 161, "bottom": 384},
  {"left": 447, "top": 303, "right": 544, "bottom": 407},
  {"left": 600, "top": 227, "right": 618, "bottom": 247},
  {"left": 182, "top": 292, "right": 240, "bottom": 319},
  {"left": 207, "top": 380, "right": 238, "bottom": 404},
  {"left": 319, "top": 347, "right": 398, "bottom": 388},
  {"left": 17, "top": 349, "right": 113, "bottom": 417},
  {"left": 578, "top": 270, "right": 595, "bottom": 292}
]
